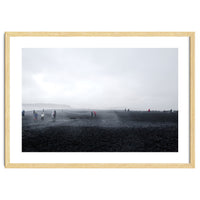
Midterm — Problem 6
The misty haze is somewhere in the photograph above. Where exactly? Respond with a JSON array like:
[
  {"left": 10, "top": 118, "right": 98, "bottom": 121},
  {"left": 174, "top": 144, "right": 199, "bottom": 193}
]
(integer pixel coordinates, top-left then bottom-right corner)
[
  {"left": 22, "top": 48, "right": 178, "bottom": 152},
  {"left": 22, "top": 48, "right": 178, "bottom": 110}
]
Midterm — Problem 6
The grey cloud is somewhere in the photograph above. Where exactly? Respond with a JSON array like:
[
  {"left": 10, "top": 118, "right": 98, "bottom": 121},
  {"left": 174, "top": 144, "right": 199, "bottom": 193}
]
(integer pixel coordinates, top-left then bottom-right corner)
[{"left": 22, "top": 48, "right": 178, "bottom": 110}]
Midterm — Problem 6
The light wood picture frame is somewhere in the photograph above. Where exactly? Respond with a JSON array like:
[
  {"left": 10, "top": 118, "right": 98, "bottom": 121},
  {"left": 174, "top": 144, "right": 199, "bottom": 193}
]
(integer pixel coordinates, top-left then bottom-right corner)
[{"left": 5, "top": 32, "right": 195, "bottom": 168}]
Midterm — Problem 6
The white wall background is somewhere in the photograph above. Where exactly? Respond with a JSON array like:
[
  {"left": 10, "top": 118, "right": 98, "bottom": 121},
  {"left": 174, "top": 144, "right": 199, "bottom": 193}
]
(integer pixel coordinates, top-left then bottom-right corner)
[{"left": 0, "top": 0, "right": 199, "bottom": 200}]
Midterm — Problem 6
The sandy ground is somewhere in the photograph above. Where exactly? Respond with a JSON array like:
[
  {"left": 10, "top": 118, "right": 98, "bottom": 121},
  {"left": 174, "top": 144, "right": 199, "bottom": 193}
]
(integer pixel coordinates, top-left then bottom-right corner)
[{"left": 22, "top": 110, "right": 178, "bottom": 152}]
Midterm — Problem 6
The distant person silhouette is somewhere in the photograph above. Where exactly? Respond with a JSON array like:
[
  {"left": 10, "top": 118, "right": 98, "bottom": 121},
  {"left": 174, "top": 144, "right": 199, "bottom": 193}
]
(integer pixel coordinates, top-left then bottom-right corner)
[
  {"left": 34, "top": 112, "right": 38, "bottom": 120},
  {"left": 91, "top": 112, "right": 93, "bottom": 118},
  {"left": 52, "top": 110, "right": 56, "bottom": 120},
  {"left": 33, "top": 110, "right": 36, "bottom": 120},
  {"left": 22, "top": 110, "right": 25, "bottom": 117},
  {"left": 41, "top": 111, "right": 45, "bottom": 120},
  {"left": 93, "top": 111, "right": 96, "bottom": 117}
]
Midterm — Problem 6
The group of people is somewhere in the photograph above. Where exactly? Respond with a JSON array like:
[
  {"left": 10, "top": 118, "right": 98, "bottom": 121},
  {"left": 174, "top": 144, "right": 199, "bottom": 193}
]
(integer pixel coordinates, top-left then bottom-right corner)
[
  {"left": 22, "top": 109, "right": 57, "bottom": 121},
  {"left": 91, "top": 111, "right": 97, "bottom": 118},
  {"left": 124, "top": 108, "right": 152, "bottom": 112},
  {"left": 33, "top": 110, "right": 56, "bottom": 121},
  {"left": 23, "top": 109, "right": 98, "bottom": 120}
]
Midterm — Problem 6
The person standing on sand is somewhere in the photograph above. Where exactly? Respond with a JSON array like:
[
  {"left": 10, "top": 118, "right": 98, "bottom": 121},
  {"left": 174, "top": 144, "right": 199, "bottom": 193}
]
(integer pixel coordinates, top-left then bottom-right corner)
[
  {"left": 41, "top": 110, "right": 45, "bottom": 120},
  {"left": 51, "top": 111, "right": 54, "bottom": 119},
  {"left": 93, "top": 111, "right": 96, "bottom": 117},
  {"left": 34, "top": 111, "right": 38, "bottom": 120},
  {"left": 52, "top": 110, "right": 56, "bottom": 120},
  {"left": 33, "top": 110, "right": 36, "bottom": 120},
  {"left": 91, "top": 111, "right": 93, "bottom": 118}
]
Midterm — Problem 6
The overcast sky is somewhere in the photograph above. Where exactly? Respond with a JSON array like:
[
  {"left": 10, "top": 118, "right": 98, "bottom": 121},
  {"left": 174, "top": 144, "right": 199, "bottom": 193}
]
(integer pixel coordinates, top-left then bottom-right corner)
[{"left": 22, "top": 48, "right": 178, "bottom": 110}]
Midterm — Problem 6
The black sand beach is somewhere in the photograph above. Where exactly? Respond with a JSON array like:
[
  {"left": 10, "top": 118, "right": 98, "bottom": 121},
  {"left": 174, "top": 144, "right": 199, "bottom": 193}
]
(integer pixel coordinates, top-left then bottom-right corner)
[{"left": 22, "top": 110, "right": 178, "bottom": 152}]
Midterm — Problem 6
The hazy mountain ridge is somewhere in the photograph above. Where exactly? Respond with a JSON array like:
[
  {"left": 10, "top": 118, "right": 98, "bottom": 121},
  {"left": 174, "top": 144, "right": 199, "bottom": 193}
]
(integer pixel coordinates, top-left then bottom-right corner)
[{"left": 22, "top": 103, "right": 71, "bottom": 111}]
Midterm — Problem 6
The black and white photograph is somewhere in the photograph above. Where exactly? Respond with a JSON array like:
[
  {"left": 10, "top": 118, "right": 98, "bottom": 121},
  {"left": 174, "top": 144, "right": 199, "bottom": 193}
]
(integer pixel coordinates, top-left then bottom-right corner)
[{"left": 22, "top": 48, "right": 178, "bottom": 152}]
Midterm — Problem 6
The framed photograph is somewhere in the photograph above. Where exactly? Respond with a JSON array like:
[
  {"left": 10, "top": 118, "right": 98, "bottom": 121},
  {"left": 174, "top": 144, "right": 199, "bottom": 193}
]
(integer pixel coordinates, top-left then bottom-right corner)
[{"left": 5, "top": 32, "right": 195, "bottom": 168}]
